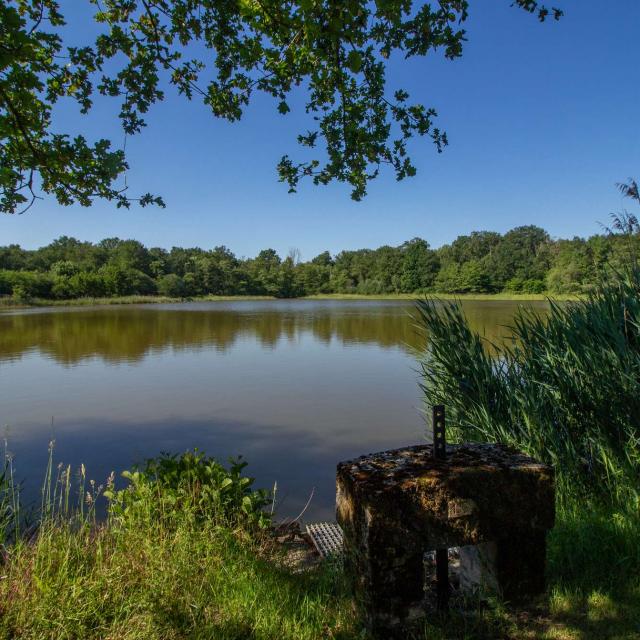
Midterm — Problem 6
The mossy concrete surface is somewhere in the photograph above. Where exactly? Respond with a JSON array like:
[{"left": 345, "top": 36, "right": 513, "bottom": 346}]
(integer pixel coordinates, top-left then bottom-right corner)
[{"left": 337, "top": 443, "right": 555, "bottom": 637}]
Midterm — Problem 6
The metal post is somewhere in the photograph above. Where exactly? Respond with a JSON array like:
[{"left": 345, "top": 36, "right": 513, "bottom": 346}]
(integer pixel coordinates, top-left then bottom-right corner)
[
  {"left": 432, "top": 404, "right": 446, "bottom": 460},
  {"left": 432, "top": 405, "right": 449, "bottom": 610},
  {"left": 435, "top": 549, "right": 449, "bottom": 611}
]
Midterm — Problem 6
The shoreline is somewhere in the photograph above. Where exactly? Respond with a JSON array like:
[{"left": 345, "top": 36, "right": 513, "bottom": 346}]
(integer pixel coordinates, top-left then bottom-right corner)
[{"left": 0, "top": 292, "right": 580, "bottom": 310}]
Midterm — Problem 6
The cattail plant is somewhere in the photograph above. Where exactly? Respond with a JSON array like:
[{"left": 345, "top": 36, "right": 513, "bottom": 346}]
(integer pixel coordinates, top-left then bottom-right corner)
[{"left": 416, "top": 267, "right": 640, "bottom": 508}]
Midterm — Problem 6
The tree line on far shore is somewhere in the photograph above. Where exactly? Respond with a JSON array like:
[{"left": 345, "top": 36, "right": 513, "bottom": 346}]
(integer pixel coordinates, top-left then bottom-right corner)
[{"left": 1, "top": 225, "right": 637, "bottom": 301}]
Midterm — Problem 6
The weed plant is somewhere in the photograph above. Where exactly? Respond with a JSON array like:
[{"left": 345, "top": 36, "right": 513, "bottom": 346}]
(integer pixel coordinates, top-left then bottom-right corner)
[{"left": 0, "top": 448, "right": 354, "bottom": 640}]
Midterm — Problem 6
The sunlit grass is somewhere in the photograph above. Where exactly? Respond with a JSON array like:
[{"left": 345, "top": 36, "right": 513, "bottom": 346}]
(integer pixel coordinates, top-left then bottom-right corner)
[
  {"left": 0, "top": 450, "right": 355, "bottom": 640},
  {"left": 0, "top": 519, "right": 354, "bottom": 640},
  {"left": 0, "top": 294, "right": 277, "bottom": 308},
  {"left": 0, "top": 447, "right": 639, "bottom": 638},
  {"left": 308, "top": 292, "right": 580, "bottom": 301},
  {"left": 0, "top": 292, "right": 580, "bottom": 310}
]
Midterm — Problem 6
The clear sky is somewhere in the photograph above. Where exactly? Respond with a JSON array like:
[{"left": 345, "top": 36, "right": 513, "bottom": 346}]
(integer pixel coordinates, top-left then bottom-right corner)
[{"left": 3, "top": 0, "right": 639, "bottom": 260}]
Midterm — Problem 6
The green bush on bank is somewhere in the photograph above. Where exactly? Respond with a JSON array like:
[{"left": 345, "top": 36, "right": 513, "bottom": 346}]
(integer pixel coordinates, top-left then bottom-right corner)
[
  {"left": 105, "top": 451, "right": 271, "bottom": 530},
  {"left": 0, "top": 270, "right": 54, "bottom": 299}
]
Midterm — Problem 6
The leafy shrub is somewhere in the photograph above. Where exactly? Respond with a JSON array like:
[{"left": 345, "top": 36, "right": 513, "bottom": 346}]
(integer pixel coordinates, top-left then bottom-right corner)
[
  {"left": 50, "top": 260, "right": 81, "bottom": 278},
  {"left": 182, "top": 272, "right": 200, "bottom": 296},
  {"left": 99, "top": 264, "right": 157, "bottom": 296},
  {"left": 521, "top": 278, "right": 546, "bottom": 293},
  {"left": 356, "top": 278, "right": 386, "bottom": 295},
  {"left": 156, "top": 273, "right": 186, "bottom": 297},
  {"left": 504, "top": 276, "right": 545, "bottom": 293},
  {"left": 0, "top": 271, "right": 13, "bottom": 296},
  {"left": 52, "top": 271, "right": 109, "bottom": 299},
  {"left": 51, "top": 276, "right": 75, "bottom": 299},
  {"left": 68, "top": 271, "right": 108, "bottom": 298},
  {"left": 0, "top": 270, "right": 53, "bottom": 298},
  {"left": 105, "top": 451, "right": 271, "bottom": 529},
  {"left": 11, "top": 284, "right": 30, "bottom": 302}
]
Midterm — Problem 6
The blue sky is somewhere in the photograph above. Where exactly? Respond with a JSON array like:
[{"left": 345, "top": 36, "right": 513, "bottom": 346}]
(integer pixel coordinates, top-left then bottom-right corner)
[{"left": 3, "top": 0, "right": 639, "bottom": 260}]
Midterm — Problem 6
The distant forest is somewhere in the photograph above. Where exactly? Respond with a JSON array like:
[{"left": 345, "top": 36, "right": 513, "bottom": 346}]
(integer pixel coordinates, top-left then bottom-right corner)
[{"left": 1, "top": 225, "right": 637, "bottom": 300}]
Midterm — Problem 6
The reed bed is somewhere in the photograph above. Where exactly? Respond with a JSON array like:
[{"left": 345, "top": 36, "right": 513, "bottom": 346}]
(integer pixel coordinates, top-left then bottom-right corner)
[{"left": 416, "top": 268, "right": 640, "bottom": 621}]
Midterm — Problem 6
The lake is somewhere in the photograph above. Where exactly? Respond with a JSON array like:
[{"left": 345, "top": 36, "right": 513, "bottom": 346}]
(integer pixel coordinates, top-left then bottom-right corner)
[{"left": 0, "top": 299, "right": 547, "bottom": 521}]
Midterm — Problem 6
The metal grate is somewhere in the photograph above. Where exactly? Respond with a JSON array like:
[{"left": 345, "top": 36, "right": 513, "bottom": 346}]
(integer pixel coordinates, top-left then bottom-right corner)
[{"left": 306, "top": 522, "right": 343, "bottom": 558}]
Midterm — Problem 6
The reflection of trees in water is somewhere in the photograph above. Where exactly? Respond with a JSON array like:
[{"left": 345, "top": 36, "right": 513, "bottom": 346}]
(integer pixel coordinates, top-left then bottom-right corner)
[{"left": 0, "top": 303, "right": 548, "bottom": 365}]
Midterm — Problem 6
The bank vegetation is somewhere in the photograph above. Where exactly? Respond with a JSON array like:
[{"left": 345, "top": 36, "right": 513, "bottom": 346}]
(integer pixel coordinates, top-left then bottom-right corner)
[{"left": 1, "top": 223, "right": 637, "bottom": 304}]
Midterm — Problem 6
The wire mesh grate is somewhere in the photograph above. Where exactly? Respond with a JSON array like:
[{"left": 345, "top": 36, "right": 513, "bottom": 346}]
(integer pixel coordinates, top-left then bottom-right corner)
[{"left": 306, "top": 522, "right": 343, "bottom": 558}]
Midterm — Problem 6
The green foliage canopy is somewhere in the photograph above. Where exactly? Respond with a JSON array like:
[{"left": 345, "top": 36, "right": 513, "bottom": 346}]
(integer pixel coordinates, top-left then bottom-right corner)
[{"left": 1, "top": 1, "right": 561, "bottom": 213}]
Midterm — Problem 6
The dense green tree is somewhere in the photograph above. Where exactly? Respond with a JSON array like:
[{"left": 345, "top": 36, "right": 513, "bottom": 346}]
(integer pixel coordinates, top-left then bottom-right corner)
[
  {"left": 488, "top": 225, "right": 551, "bottom": 289},
  {"left": 330, "top": 252, "right": 356, "bottom": 293},
  {"left": 148, "top": 247, "right": 170, "bottom": 278},
  {"left": 157, "top": 273, "right": 187, "bottom": 298},
  {"left": 167, "top": 247, "right": 206, "bottom": 277},
  {"left": 438, "top": 231, "right": 501, "bottom": 266},
  {"left": 546, "top": 238, "right": 595, "bottom": 294},
  {"left": 458, "top": 260, "right": 493, "bottom": 293},
  {"left": 276, "top": 256, "right": 303, "bottom": 298},
  {"left": 434, "top": 262, "right": 462, "bottom": 293},
  {"left": 103, "top": 239, "right": 151, "bottom": 274},
  {"left": 0, "top": 244, "right": 28, "bottom": 271},
  {"left": 32, "top": 236, "right": 104, "bottom": 271},
  {"left": 296, "top": 262, "right": 331, "bottom": 295},
  {"left": 249, "top": 249, "right": 282, "bottom": 296},
  {"left": 0, "top": 270, "right": 53, "bottom": 298},
  {"left": 50, "top": 260, "right": 80, "bottom": 278},
  {"left": 311, "top": 252, "right": 334, "bottom": 268},
  {"left": 99, "top": 264, "right": 156, "bottom": 296},
  {"left": 370, "top": 246, "right": 404, "bottom": 293},
  {"left": 67, "top": 272, "right": 107, "bottom": 298},
  {"left": 1, "top": 218, "right": 639, "bottom": 301},
  {"left": 400, "top": 238, "right": 439, "bottom": 292}
]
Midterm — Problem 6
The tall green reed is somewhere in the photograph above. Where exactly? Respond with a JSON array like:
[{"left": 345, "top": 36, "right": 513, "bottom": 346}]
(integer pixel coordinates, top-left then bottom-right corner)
[
  {"left": 416, "top": 268, "right": 640, "bottom": 507},
  {"left": 0, "top": 441, "right": 20, "bottom": 545}
]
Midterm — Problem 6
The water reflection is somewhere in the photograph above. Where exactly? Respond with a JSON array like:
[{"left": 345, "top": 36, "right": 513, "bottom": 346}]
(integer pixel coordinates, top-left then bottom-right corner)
[
  {"left": 0, "top": 299, "right": 545, "bottom": 365},
  {"left": 0, "top": 300, "right": 547, "bottom": 520}
]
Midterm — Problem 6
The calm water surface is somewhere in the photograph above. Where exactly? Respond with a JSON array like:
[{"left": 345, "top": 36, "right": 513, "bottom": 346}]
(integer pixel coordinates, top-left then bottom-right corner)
[{"left": 0, "top": 299, "right": 547, "bottom": 520}]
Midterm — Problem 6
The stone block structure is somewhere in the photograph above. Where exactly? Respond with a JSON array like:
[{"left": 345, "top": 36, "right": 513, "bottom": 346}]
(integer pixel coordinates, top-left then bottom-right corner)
[{"left": 336, "top": 443, "right": 554, "bottom": 636}]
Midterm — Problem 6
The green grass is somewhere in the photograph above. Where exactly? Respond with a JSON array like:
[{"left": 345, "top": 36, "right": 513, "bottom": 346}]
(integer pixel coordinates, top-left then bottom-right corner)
[
  {"left": 0, "top": 294, "right": 277, "bottom": 309},
  {"left": 0, "top": 451, "right": 638, "bottom": 639},
  {"left": 0, "top": 516, "right": 356, "bottom": 640},
  {"left": 0, "top": 451, "right": 356, "bottom": 640},
  {"left": 309, "top": 292, "right": 580, "bottom": 301},
  {"left": 0, "top": 292, "right": 579, "bottom": 310}
]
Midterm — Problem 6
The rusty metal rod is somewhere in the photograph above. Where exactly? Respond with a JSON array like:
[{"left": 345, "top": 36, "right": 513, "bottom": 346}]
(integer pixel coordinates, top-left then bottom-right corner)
[
  {"left": 432, "top": 405, "right": 449, "bottom": 610},
  {"left": 433, "top": 404, "right": 446, "bottom": 460},
  {"left": 435, "top": 548, "right": 450, "bottom": 611}
]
